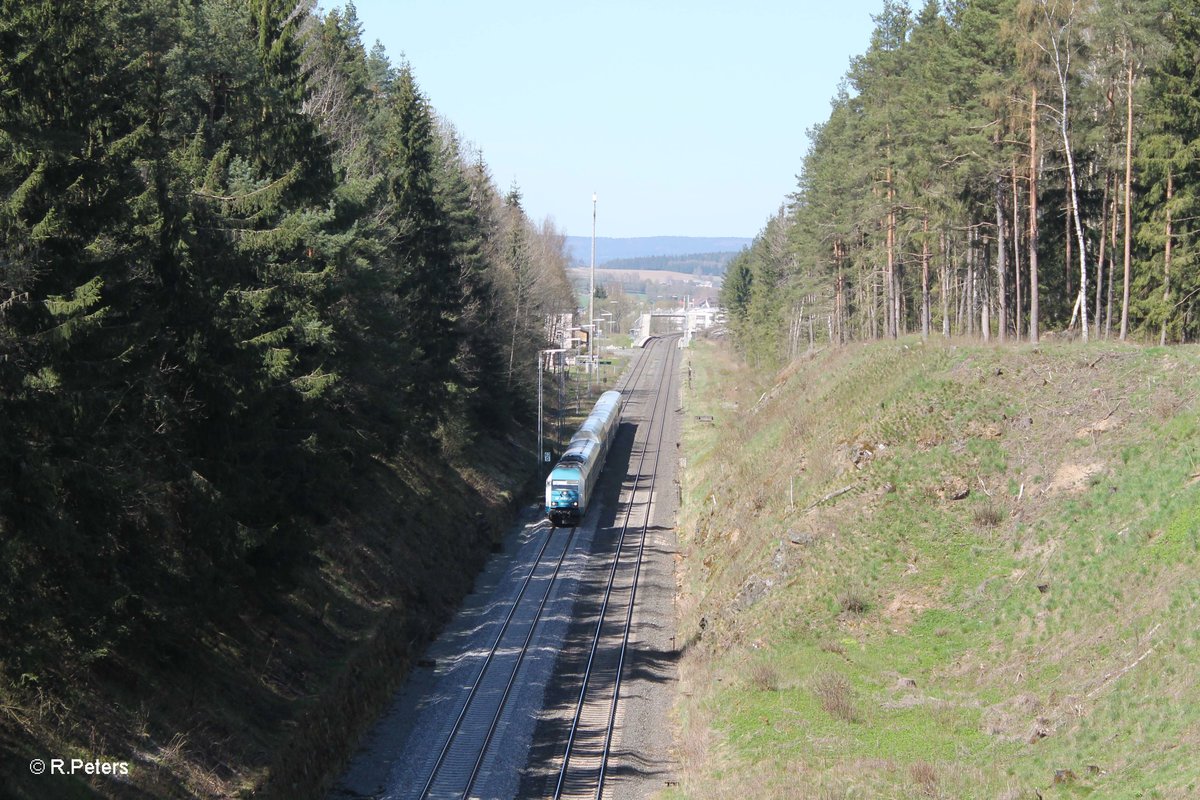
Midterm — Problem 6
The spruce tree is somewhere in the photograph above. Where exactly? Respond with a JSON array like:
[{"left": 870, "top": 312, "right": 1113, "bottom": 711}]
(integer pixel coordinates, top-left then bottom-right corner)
[
  {"left": 378, "top": 65, "right": 461, "bottom": 440},
  {"left": 1136, "top": 0, "right": 1200, "bottom": 342},
  {"left": 434, "top": 131, "right": 509, "bottom": 430}
]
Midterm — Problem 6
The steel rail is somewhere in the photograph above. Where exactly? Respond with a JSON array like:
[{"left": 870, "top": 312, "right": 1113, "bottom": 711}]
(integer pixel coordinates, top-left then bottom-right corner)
[
  {"left": 613, "top": 335, "right": 655, "bottom": 395},
  {"left": 553, "top": 335, "right": 679, "bottom": 798},
  {"left": 594, "top": 338, "right": 679, "bottom": 795},
  {"left": 553, "top": 336, "right": 675, "bottom": 796},
  {"left": 457, "top": 521, "right": 581, "bottom": 798},
  {"left": 418, "top": 523, "right": 576, "bottom": 799}
]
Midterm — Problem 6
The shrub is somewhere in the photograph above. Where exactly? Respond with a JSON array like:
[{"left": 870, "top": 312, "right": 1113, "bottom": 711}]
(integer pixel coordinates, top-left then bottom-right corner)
[
  {"left": 747, "top": 661, "right": 780, "bottom": 692},
  {"left": 814, "top": 672, "right": 858, "bottom": 723},
  {"left": 910, "top": 760, "right": 939, "bottom": 796},
  {"left": 838, "top": 591, "right": 869, "bottom": 615},
  {"left": 973, "top": 502, "right": 1005, "bottom": 528},
  {"left": 819, "top": 640, "right": 846, "bottom": 655}
]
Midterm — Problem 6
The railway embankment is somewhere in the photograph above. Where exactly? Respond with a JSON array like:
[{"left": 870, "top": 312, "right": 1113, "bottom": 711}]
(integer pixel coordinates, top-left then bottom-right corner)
[
  {"left": 673, "top": 337, "right": 1200, "bottom": 799},
  {"left": 2, "top": 436, "right": 532, "bottom": 800}
]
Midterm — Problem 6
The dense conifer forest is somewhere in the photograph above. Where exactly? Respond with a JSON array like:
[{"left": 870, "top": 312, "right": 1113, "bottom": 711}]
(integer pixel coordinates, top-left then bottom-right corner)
[
  {"left": 0, "top": 3, "right": 573, "bottom": 789},
  {"left": 723, "top": 0, "right": 1200, "bottom": 364}
]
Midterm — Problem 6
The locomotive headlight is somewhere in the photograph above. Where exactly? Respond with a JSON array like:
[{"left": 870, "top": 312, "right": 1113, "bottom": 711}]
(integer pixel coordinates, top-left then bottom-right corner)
[{"left": 572, "top": 501, "right": 578, "bottom": 506}]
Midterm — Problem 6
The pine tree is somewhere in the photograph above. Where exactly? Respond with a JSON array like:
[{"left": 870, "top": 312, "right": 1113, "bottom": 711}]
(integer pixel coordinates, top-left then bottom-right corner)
[
  {"left": 951, "top": 0, "right": 1022, "bottom": 341},
  {"left": 170, "top": 0, "right": 341, "bottom": 546},
  {"left": 850, "top": 0, "right": 913, "bottom": 339}
]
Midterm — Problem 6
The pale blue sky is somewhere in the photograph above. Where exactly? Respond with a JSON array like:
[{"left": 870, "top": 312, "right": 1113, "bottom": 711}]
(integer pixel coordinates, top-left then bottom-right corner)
[{"left": 346, "top": 1, "right": 884, "bottom": 239}]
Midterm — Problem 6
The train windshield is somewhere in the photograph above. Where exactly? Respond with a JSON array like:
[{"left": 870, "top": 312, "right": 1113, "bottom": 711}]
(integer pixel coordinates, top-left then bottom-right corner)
[{"left": 551, "top": 481, "right": 578, "bottom": 492}]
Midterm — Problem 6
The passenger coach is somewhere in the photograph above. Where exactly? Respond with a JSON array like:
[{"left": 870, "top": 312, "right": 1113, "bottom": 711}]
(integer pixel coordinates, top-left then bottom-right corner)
[{"left": 545, "top": 391, "right": 621, "bottom": 526}]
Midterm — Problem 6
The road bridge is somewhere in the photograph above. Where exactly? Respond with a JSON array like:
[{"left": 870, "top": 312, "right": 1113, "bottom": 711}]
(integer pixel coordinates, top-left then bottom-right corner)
[{"left": 634, "top": 303, "right": 722, "bottom": 346}]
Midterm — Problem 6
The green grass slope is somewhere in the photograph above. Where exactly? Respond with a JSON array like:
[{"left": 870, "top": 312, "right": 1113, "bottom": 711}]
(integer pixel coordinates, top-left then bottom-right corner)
[{"left": 675, "top": 338, "right": 1200, "bottom": 800}]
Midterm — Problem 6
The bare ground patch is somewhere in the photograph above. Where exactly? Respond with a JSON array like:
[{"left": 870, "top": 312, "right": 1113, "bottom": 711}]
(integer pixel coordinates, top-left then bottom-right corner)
[{"left": 1045, "top": 461, "right": 1106, "bottom": 494}]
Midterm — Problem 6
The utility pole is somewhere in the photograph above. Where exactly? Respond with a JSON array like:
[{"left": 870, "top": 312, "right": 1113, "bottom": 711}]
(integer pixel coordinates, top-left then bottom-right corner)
[
  {"left": 588, "top": 192, "right": 596, "bottom": 393},
  {"left": 537, "top": 351, "right": 544, "bottom": 470}
]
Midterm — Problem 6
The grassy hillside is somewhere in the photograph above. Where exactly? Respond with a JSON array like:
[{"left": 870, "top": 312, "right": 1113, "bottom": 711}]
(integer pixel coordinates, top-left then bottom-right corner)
[{"left": 675, "top": 338, "right": 1200, "bottom": 799}]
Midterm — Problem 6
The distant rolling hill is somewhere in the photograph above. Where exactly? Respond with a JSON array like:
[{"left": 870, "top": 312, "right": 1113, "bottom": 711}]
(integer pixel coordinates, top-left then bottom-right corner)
[
  {"left": 564, "top": 236, "right": 751, "bottom": 266},
  {"left": 598, "top": 251, "right": 738, "bottom": 277}
]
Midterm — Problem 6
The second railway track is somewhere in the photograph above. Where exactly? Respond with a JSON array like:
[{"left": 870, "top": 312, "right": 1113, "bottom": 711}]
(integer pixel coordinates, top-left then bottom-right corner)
[{"left": 552, "top": 334, "right": 682, "bottom": 800}]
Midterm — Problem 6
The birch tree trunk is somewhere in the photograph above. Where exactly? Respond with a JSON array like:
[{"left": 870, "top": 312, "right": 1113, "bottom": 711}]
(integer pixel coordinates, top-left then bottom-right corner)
[
  {"left": 982, "top": 232, "right": 992, "bottom": 343},
  {"left": 1012, "top": 161, "right": 1023, "bottom": 339},
  {"left": 1029, "top": 85, "right": 1040, "bottom": 345},
  {"left": 1040, "top": 0, "right": 1089, "bottom": 341},
  {"left": 1120, "top": 60, "right": 1134, "bottom": 341},
  {"left": 967, "top": 228, "right": 976, "bottom": 338},
  {"left": 941, "top": 230, "right": 951, "bottom": 337},
  {"left": 886, "top": 161, "right": 898, "bottom": 339},
  {"left": 995, "top": 173, "right": 1008, "bottom": 342},
  {"left": 1095, "top": 173, "right": 1110, "bottom": 334},
  {"left": 1106, "top": 191, "right": 1117, "bottom": 338},
  {"left": 834, "top": 240, "right": 846, "bottom": 345},
  {"left": 1065, "top": 201, "right": 1073, "bottom": 303},
  {"left": 868, "top": 257, "right": 878, "bottom": 339},
  {"left": 921, "top": 213, "right": 931, "bottom": 340}
]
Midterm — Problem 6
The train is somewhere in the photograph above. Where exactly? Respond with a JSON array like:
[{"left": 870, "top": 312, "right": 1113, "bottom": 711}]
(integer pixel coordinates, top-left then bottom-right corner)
[{"left": 545, "top": 390, "right": 622, "bottom": 527}]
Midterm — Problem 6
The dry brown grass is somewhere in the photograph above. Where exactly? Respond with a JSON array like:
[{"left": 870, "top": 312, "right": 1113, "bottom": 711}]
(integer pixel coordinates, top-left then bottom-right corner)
[
  {"left": 747, "top": 661, "right": 780, "bottom": 692},
  {"left": 838, "top": 590, "right": 869, "bottom": 615},
  {"left": 819, "top": 639, "right": 846, "bottom": 655},
  {"left": 1151, "top": 393, "right": 1185, "bottom": 420},
  {"left": 814, "top": 672, "right": 859, "bottom": 723},
  {"left": 973, "top": 501, "right": 1006, "bottom": 528},
  {"left": 673, "top": 616, "right": 719, "bottom": 797},
  {"left": 910, "top": 760, "right": 940, "bottom": 796}
]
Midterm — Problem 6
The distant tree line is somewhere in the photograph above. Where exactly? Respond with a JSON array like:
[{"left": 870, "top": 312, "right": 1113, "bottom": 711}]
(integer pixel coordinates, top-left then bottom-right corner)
[
  {"left": 0, "top": 1, "right": 573, "bottom": 674},
  {"left": 723, "top": 0, "right": 1199, "bottom": 365},
  {"left": 598, "top": 251, "right": 737, "bottom": 276}
]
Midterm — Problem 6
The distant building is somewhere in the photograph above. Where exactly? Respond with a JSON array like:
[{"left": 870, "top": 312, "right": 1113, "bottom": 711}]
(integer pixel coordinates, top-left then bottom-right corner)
[
  {"left": 688, "top": 298, "right": 720, "bottom": 331},
  {"left": 547, "top": 312, "right": 575, "bottom": 349}
]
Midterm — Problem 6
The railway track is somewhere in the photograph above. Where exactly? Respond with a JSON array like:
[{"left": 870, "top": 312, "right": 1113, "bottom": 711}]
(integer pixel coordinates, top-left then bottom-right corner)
[
  {"left": 417, "top": 522, "right": 578, "bottom": 799},
  {"left": 552, "top": 335, "right": 681, "bottom": 799},
  {"left": 409, "top": 337, "right": 671, "bottom": 800}
]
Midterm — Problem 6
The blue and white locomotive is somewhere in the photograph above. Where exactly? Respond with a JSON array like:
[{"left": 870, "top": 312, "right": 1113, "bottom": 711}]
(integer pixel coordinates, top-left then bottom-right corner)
[{"left": 545, "top": 390, "right": 622, "bottom": 526}]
